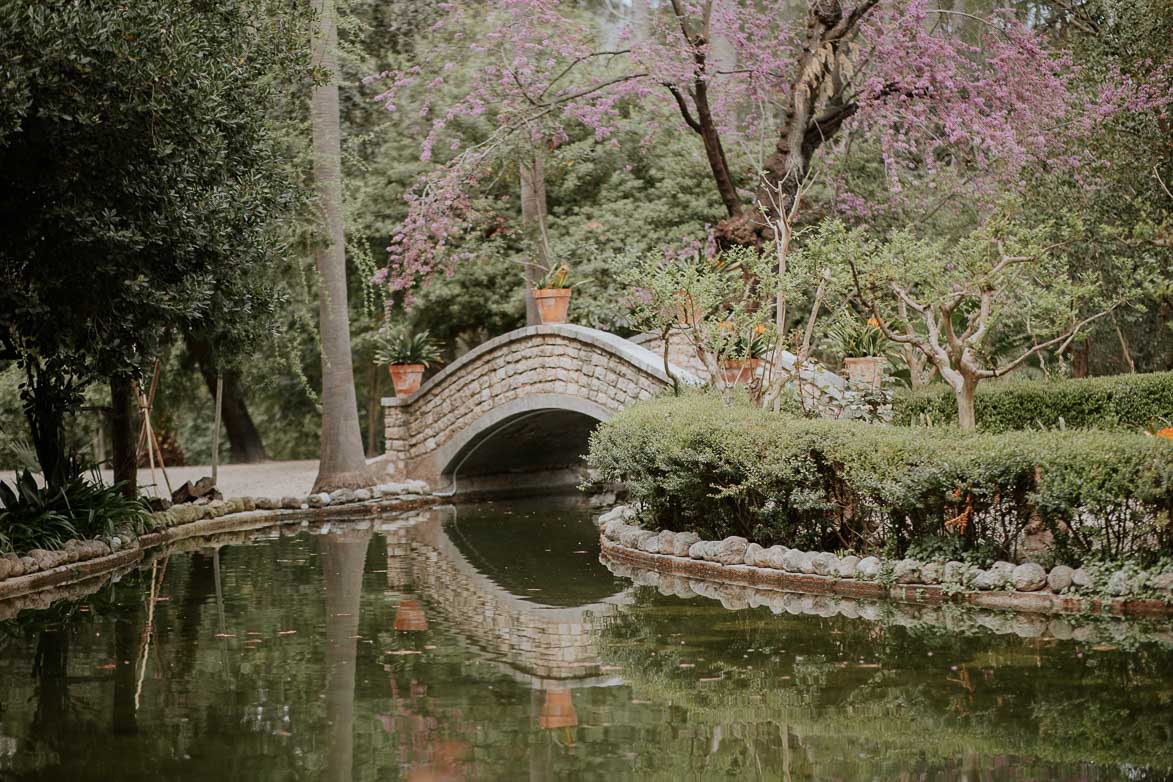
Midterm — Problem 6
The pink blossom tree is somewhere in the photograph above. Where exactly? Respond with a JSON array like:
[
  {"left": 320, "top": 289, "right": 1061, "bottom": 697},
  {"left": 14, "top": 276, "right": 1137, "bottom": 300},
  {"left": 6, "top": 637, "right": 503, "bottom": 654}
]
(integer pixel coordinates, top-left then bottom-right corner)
[{"left": 369, "top": 0, "right": 1152, "bottom": 295}]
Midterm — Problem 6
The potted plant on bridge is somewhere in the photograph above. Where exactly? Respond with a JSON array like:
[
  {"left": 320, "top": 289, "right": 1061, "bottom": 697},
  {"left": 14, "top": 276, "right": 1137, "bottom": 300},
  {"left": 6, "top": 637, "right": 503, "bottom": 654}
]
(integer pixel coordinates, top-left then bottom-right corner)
[
  {"left": 720, "top": 323, "right": 771, "bottom": 385},
  {"left": 532, "top": 263, "right": 583, "bottom": 324},
  {"left": 832, "top": 316, "right": 888, "bottom": 388},
  {"left": 374, "top": 327, "right": 443, "bottom": 397}
]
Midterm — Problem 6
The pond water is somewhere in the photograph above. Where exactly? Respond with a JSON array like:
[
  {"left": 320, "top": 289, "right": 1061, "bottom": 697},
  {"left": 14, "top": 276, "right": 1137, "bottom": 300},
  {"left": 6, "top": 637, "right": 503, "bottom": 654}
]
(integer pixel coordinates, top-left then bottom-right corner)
[{"left": 0, "top": 498, "right": 1170, "bottom": 781}]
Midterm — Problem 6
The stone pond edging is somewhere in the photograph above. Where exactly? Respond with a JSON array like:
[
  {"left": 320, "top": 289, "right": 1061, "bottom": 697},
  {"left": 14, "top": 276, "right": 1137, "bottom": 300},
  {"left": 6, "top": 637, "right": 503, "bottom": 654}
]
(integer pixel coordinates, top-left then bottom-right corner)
[
  {"left": 0, "top": 481, "right": 438, "bottom": 606},
  {"left": 597, "top": 506, "right": 1173, "bottom": 618}
]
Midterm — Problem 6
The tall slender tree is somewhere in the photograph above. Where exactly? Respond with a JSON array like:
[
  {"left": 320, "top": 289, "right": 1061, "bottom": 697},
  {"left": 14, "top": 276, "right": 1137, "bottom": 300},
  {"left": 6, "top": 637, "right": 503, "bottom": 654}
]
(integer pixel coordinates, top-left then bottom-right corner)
[{"left": 310, "top": 0, "right": 375, "bottom": 491}]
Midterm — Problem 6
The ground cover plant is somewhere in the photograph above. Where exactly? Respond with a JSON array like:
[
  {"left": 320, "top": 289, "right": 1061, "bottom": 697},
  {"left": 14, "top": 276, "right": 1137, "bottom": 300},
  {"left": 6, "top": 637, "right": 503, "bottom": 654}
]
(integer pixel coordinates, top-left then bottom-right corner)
[
  {"left": 587, "top": 393, "right": 1173, "bottom": 566},
  {"left": 0, "top": 469, "right": 149, "bottom": 555}
]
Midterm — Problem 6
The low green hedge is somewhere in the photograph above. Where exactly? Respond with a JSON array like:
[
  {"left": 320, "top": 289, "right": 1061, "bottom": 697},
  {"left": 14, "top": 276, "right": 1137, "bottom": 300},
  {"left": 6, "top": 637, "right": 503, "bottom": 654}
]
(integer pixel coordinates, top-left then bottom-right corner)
[
  {"left": 892, "top": 371, "right": 1173, "bottom": 432},
  {"left": 586, "top": 394, "right": 1173, "bottom": 565}
]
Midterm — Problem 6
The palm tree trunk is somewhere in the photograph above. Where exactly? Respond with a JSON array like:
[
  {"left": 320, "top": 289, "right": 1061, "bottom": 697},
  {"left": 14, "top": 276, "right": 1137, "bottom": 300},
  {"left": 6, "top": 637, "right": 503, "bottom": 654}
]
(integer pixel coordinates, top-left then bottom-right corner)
[{"left": 310, "top": 0, "right": 373, "bottom": 492}]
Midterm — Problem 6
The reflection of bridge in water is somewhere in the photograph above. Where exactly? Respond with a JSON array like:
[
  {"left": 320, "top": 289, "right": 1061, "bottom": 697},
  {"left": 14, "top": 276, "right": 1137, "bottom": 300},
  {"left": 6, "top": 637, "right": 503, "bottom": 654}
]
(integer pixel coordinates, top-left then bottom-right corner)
[{"left": 381, "top": 506, "right": 631, "bottom": 685}]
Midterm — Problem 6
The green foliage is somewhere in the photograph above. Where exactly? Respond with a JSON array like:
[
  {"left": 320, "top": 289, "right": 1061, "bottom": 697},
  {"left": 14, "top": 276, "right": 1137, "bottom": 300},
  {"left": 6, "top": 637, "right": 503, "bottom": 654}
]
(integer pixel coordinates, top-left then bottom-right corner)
[
  {"left": 536, "top": 263, "right": 586, "bottom": 290},
  {"left": 828, "top": 315, "right": 888, "bottom": 358},
  {"left": 586, "top": 394, "right": 1173, "bottom": 564},
  {"left": 371, "top": 328, "right": 443, "bottom": 367},
  {"left": 0, "top": 0, "right": 314, "bottom": 480},
  {"left": 0, "top": 470, "right": 149, "bottom": 554},
  {"left": 620, "top": 246, "right": 781, "bottom": 366},
  {"left": 893, "top": 371, "right": 1173, "bottom": 432}
]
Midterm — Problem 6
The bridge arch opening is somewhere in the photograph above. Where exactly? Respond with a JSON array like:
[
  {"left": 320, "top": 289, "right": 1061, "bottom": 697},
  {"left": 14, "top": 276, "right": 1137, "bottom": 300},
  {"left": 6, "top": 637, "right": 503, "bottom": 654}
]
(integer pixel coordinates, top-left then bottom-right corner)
[{"left": 434, "top": 395, "right": 611, "bottom": 496}]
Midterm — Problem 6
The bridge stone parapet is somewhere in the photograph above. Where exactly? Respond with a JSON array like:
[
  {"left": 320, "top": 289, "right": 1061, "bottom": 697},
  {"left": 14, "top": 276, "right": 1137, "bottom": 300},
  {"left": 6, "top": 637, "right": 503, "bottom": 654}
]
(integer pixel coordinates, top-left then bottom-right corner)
[{"left": 383, "top": 324, "right": 696, "bottom": 491}]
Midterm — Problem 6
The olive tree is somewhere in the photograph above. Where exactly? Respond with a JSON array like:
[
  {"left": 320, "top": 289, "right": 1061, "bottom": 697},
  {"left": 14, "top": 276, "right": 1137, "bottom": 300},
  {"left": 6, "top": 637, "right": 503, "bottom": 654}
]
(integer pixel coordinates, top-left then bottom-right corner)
[{"left": 849, "top": 208, "right": 1118, "bottom": 430}]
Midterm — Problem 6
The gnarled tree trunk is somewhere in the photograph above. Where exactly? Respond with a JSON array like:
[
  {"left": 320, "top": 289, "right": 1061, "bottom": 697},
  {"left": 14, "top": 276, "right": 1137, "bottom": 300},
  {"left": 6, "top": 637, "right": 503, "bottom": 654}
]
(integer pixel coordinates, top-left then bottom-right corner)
[{"left": 310, "top": 0, "right": 373, "bottom": 492}]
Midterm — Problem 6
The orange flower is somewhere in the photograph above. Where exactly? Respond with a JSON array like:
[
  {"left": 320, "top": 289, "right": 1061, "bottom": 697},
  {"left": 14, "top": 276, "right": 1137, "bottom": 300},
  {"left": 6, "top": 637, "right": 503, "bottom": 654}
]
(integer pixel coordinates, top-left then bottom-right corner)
[
  {"left": 867, "top": 316, "right": 881, "bottom": 328},
  {"left": 718, "top": 320, "right": 733, "bottom": 330},
  {"left": 1157, "top": 427, "right": 1173, "bottom": 440},
  {"left": 753, "top": 324, "right": 767, "bottom": 335}
]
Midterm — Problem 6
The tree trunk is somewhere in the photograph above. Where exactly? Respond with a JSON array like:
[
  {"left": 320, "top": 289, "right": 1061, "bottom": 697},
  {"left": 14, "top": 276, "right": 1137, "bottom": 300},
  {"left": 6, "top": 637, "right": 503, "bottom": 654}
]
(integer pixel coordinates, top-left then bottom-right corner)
[
  {"left": 365, "top": 362, "right": 380, "bottom": 457},
  {"left": 311, "top": 0, "right": 373, "bottom": 492},
  {"left": 109, "top": 375, "right": 137, "bottom": 498},
  {"left": 185, "top": 334, "right": 268, "bottom": 463},
  {"left": 520, "top": 155, "right": 550, "bottom": 325},
  {"left": 22, "top": 365, "right": 70, "bottom": 490},
  {"left": 954, "top": 376, "right": 978, "bottom": 432},
  {"left": 1071, "top": 339, "right": 1090, "bottom": 378},
  {"left": 714, "top": 4, "right": 862, "bottom": 247}
]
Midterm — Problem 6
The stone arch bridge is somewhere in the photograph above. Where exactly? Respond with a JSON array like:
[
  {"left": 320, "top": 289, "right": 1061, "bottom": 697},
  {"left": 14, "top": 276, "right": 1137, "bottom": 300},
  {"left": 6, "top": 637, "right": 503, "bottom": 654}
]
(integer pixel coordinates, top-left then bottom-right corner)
[{"left": 382, "top": 324, "right": 693, "bottom": 495}]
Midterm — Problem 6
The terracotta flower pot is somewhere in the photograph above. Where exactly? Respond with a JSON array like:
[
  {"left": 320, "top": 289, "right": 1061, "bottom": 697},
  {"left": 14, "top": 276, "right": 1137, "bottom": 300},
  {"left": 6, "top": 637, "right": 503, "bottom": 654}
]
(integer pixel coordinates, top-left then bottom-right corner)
[
  {"left": 721, "top": 358, "right": 762, "bottom": 385},
  {"left": 538, "top": 687, "right": 578, "bottom": 730},
  {"left": 532, "top": 288, "right": 572, "bottom": 324},
  {"left": 394, "top": 599, "right": 429, "bottom": 632},
  {"left": 389, "top": 363, "right": 425, "bottom": 396},
  {"left": 844, "top": 356, "right": 887, "bottom": 388}
]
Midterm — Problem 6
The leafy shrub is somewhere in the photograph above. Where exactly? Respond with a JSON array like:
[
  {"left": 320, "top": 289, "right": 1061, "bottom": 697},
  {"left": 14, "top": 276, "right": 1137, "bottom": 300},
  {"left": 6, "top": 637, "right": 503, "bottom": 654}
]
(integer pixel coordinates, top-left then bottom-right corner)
[
  {"left": 892, "top": 371, "right": 1173, "bottom": 432},
  {"left": 586, "top": 394, "right": 1173, "bottom": 565},
  {"left": 0, "top": 470, "right": 150, "bottom": 554}
]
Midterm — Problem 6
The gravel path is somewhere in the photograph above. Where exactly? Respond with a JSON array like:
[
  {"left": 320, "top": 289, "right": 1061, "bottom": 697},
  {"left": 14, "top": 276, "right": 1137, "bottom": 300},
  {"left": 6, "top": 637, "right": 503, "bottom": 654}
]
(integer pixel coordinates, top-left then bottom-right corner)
[{"left": 5, "top": 460, "right": 374, "bottom": 500}]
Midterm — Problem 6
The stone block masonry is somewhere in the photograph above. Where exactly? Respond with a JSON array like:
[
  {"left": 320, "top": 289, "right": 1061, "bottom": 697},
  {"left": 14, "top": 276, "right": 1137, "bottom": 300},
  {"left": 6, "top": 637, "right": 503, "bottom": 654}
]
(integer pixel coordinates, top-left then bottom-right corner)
[{"left": 382, "top": 324, "right": 697, "bottom": 487}]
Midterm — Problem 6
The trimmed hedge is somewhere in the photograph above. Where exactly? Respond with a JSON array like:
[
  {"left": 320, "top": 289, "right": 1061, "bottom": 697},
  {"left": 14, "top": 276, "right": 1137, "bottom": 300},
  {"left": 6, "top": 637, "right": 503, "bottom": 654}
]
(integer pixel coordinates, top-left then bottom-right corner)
[
  {"left": 586, "top": 394, "right": 1173, "bottom": 565},
  {"left": 892, "top": 371, "right": 1173, "bottom": 432}
]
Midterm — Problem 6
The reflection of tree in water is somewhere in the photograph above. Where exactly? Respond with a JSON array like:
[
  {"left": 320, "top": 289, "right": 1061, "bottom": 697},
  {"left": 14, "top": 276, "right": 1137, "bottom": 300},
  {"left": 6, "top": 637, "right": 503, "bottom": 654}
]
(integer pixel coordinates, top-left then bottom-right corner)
[
  {"left": 322, "top": 528, "right": 371, "bottom": 782},
  {"left": 597, "top": 585, "right": 1173, "bottom": 779}
]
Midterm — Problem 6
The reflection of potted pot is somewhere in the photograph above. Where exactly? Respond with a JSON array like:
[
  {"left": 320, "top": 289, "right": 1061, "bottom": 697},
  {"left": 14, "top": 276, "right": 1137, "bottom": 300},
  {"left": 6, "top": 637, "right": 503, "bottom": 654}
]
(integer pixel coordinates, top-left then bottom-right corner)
[
  {"left": 721, "top": 358, "right": 762, "bottom": 385},
  {"left": 374, "top": 328, "right": 443, "bottom": 397},
  {"left": 532, "top": 263, "right": 587, "bottom": 324},
  {"left": 394, "top": 599, "right": 429, "bottom": 632},
  {"left": 539, "top": 687, "right": 578, "bottom": 730}
]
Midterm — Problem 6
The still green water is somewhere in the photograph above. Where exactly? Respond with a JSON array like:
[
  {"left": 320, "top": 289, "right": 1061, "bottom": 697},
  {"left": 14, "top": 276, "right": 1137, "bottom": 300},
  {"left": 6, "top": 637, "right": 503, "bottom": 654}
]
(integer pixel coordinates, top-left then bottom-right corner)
[{"left": 0, "top": 498, "right": 1170, "bottom": 781}]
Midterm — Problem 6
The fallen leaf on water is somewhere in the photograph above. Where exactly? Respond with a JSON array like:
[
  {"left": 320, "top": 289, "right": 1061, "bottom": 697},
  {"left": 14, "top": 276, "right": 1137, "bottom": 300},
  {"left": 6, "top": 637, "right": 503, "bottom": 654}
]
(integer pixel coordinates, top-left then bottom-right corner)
[
  {"left": 278, "top": 630, "right": 297, "bottom": 636},
  {"left": 1092, "top": 644, "right": 1118, "bottom": 652}
]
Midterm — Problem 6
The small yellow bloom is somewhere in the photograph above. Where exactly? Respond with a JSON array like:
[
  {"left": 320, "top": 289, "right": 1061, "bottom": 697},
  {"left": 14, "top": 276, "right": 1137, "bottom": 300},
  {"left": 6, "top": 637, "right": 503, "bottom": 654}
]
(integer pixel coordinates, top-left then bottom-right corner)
[
  {"left": 867, "top": 316, "right": 881, "bottom": 328},
  {"left": 718, "top": 320, "right": 733, "bottom": 330},
  {"left": 753, "top": 324, "right": 767, "bottom": 335}
]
